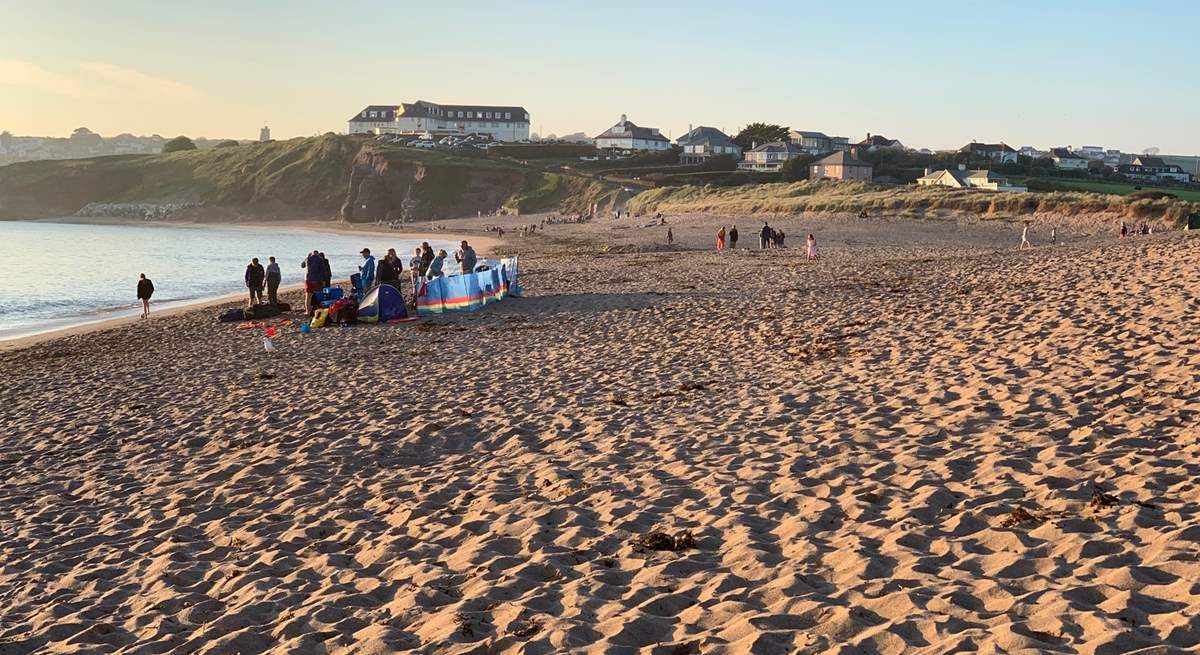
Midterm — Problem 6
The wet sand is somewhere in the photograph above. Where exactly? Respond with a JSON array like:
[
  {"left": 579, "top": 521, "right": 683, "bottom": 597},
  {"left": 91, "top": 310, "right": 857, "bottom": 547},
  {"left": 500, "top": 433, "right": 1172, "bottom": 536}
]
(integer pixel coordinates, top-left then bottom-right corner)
[{"left": 0, "top": 214, "right": 1197, "bottom": 654}]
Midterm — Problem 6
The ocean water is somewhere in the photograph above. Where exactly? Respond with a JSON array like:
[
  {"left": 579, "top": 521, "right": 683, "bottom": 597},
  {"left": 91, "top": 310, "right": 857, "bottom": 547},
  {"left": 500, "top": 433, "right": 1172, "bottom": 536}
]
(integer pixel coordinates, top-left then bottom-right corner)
[{"left": 0, "top": 221, "right": 456, "bottom": 340}]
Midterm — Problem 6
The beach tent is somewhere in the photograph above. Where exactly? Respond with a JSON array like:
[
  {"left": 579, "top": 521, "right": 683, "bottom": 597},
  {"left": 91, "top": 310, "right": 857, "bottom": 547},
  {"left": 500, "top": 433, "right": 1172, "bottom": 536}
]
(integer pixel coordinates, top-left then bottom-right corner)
[{"left": 357, "top": 284, "right": 407, "bottom": 323}]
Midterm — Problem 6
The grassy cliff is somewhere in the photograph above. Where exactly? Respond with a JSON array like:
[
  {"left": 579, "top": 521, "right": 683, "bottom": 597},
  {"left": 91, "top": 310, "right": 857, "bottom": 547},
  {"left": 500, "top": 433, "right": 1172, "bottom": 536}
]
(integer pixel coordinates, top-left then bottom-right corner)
[
  {"left": 629, "top": 180, "right": 1200, "bottom": 227},
  {"left": 0, "top": 135, "right": 621, "bottom": 221}
]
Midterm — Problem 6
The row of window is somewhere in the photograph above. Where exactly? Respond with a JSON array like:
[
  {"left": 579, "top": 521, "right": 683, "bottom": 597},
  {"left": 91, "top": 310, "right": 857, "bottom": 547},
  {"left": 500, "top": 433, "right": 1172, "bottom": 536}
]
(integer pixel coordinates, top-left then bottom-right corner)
[{"left": 360, "top": 109, "right": 527, "bottom": 121}]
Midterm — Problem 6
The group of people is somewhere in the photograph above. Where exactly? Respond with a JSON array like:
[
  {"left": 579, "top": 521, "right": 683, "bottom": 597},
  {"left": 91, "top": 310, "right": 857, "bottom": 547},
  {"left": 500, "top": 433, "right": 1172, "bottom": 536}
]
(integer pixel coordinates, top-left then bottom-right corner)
[
  {"left": 244, "top": 256, "right": 286, "bottom": 305},
  {"left": 1119, "top": 221, "right": 1153, "bottom": 238}
]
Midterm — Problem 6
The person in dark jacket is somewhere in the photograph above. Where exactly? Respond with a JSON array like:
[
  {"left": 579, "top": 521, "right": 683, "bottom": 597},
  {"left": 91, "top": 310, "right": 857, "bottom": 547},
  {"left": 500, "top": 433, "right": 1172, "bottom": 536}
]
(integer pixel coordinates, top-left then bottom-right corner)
[
  {"left": 759, "top": 222, "right": 772, "bottom": 250},
  {"left": 319, "top": 252, "right": 332, "bottom": 289},
  {"left": 302, "top": 250, "right": 323, "bottom": 315},
  {"left": 265, "top": 256, "right": 282, "bottom": 305},
  {"left": 454, "top": 241, "right": 477, "bottom": 274},
  {"left": 137, "top": 273, "right": 154, "bottom": 318},
  {"left": 377, "top": 248, "right": 402, "bottom": 289},
  {"left": 245, "top": 258, "right": 265, "bottom": 304},
  {"left": 729, "top": 225, "right": 739, "bottom": 249},
  {"left": 419, "top": 242, "right": 434, "bottom": 277}
]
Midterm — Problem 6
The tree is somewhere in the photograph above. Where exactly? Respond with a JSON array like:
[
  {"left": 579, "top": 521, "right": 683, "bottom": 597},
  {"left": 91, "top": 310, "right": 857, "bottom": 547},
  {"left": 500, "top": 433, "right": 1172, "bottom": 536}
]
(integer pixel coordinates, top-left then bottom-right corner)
[
  {"left": 733, "top": 123, "right": 789, "bottom": 150},
  {"left": 162, "top": 136, "right": 197, "bottom": 153},
  {"left": 69, "top": 127, "right": 103, "bottom": 148},
  {"left": 780, "top": 155, "right": 817, "bottom": 181}
]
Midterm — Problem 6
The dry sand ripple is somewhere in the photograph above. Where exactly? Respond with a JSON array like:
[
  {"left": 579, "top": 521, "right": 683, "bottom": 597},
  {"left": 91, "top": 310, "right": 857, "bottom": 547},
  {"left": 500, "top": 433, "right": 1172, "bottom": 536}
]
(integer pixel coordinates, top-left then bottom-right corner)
[{"left": 0, "top": 218, "right": 1198, "bottom": 654}]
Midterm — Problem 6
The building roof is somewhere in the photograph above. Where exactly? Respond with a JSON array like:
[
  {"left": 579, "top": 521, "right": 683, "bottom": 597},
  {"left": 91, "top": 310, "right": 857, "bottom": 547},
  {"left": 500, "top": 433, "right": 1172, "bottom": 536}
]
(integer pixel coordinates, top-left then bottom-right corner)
[
  {"left": 349, "top": 105, "right": 401, "bottom": 122},
  {"left": 960, "top": 142, "right": 1016, "bottom": 153},
  {"left": 790, "top": 130, "right": 829, "bottom": 139},
  {"left": 594, "top": 116, "right": 670, "bottom": 142},
  {"left": 815, "top": 151, "right": 872, "bottom": 167},
  {"left": 920, "top": 168, "right": 1009, "bottom": 185},
  {"left": 749, "top": 141, "right": 804, "bottom": 154},
  {"left": 1051, "top": 147, "right": 1085, "bottom": 159},
  {"left": 857, "top": 134, "right": 901, "bottom": 147},
  {"left": 677, "top": 126, "right": 739, "bottom": 150},
  {"left": 401, "top": 100, "right": 529, "bottom": 123},
  {"left": 1132, "top": 156, "right": 1168, "bottom": 167}
]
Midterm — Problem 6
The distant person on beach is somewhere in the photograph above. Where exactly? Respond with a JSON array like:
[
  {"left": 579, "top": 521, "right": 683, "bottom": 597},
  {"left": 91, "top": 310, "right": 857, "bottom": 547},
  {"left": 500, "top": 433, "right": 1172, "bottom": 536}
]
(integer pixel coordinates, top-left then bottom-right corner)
[
  {"left": 409, "top": 247, "right": 424, "bottom": 294},
  {"left": 760, "top": 222, "right": 771, "bottom": 249},
  {"left": 137, "top": 274, "right": 154, "bottom": 318},
  {"left": 729, "top": 225, "right": 738, "bottom": 249},
  {"left": 776, "top": 229, "right": 786, "bottom": 248},
  {"left": 318, "top": 252, "right": 332, "bottom": 289},
  {"left": 716, "top": 226, "right": 726, "bottom": 252},
  {"left": 359, "top": 248, "right": 376, "bottom": 291},
  {"left": 1050, "top": 227, "right": 1057, "bottom": 245},
  {"left": 377, "top": 248, "right": 401, "bottom": 289},
  {"left": 427, "top": 249, "right": 446, "bottom": 279},
  {"left": 455, "top": 240, "right": 477, "bottom": 274},
  {"left": 420, "top": 242, "right": 434, "bottom": 277},
  {"left": 667, "top": 227, "right": 673, "bottom": 246},
  {"left": 1020, "top": 222, "right": 1032, "bottom": 249},
  {"left": 245, "top": 258, "right": 265, "bottom": 305},
  {"left": 1120, "top": 221, "right": 1128, "bottom": 239},
  {"left": 806, "top": 234, "right": 817, "bottom": 260},
  {"left": 302, "top": 250, "right": 323, "bottom": 315},
  {"left": 265, "top": 256, "right": 281, "bottom": 305}
]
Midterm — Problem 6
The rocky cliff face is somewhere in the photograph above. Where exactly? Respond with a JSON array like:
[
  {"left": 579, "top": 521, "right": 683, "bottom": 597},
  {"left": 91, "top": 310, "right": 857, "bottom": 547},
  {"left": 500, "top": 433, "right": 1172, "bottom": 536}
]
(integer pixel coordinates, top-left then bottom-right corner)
[{"left": 340, "top": 147, "right": 527, "bottom": 223}]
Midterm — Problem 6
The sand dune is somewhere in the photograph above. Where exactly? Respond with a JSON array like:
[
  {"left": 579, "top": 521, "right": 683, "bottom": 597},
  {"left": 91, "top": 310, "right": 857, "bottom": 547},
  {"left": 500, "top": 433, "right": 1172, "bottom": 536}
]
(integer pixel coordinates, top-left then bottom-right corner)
[{"left": 0, "top": 215, "right": 1197, "bottom": 654}]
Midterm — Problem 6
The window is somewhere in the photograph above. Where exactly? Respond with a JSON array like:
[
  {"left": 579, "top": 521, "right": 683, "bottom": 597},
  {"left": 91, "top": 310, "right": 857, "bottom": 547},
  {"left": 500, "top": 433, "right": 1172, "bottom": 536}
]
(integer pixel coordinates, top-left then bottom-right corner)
[
  {"left": 485, "top": 112, "right": 492, "bottom": 119},
  {"left": 458, "top": 111, "right": 464, "bottom": 118},
  {"left": 369, "top": 111, "right": 377, "bottom": 118},
  {"left": 505, "top": 112, "right": 511, "bottom": 119}
]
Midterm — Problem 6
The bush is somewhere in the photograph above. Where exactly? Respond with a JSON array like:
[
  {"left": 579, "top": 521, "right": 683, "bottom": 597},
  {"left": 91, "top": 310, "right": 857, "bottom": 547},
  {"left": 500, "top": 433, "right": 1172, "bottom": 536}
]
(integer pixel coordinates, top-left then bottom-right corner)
[
  {"left": 780, "top": 155, "right": 817, "bottom": 182},
  {"left": 214, "top": 140, "right": 240, "bottom": 148},
  {"left": 162, "top": 136, "right": 197, "bottom": 153},
  {"left": 699, "top": 154, "right": 739, "bottom": 172}
]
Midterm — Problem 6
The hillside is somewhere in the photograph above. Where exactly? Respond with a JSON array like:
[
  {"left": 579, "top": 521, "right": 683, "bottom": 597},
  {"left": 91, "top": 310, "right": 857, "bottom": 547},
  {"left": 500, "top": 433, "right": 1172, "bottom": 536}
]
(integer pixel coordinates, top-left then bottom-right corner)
[
  {"left": 0, "top": 135, "right": 620, "bottom": 222},
  {"left": 629, "top": 180, "right": 1200, "bottom": 229}
]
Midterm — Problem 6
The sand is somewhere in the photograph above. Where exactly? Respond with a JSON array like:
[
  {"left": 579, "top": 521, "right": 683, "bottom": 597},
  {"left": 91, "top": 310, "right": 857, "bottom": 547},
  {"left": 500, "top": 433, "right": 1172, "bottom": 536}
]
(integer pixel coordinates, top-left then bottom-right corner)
[{"left": 0, "top": 213, "right": 1197, "bottom": 654}]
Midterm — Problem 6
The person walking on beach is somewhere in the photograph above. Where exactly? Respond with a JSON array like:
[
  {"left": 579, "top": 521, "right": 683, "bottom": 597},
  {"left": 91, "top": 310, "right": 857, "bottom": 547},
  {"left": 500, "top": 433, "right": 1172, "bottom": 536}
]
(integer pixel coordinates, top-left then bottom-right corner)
[
  {"left": 1020, "top": 222, "right": 1032, "bottom": 249},
  {"left": 265, "top": 256, "right": 281, "bottom": 305},
  {"left": 716, "top": 226, "right": 726, "bottom": 252},
  {"left": 729, "top": 225, "right": 738, "bottom": 249},
  {"left": 760, "top": 222, "right": 771, "bottom": 249},
  {"left": 358, "top": 248, "right": 377, "bottom": 293},
  {"left": 137, "top": 273, "right": 154, "bottom": 318},
  {"left": 455, "top": 240, "right": 477, "bottom": 274},
  {"left": 667, "top": 227, "right": 673, "bottom": 246},
  {"left": 245, "top": 258, "right": 265, "bottom": 305},
  {"left": 377, "top": 248, "right": 401, "bottom": 289},
  {"left": 806, "top": 233, "right": 817, "bottom": 260}
]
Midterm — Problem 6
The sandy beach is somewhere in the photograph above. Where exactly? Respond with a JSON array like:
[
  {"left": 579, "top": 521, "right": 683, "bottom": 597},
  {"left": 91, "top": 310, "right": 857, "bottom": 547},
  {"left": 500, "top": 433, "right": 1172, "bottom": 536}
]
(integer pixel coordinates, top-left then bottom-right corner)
[{"left": 0, "top": 213, "right": 1197, "bottom": 654}]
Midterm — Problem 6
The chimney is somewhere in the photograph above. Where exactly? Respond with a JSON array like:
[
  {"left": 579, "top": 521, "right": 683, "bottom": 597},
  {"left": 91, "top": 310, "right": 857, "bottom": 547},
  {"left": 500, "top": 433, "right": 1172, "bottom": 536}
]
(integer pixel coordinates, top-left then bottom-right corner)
[
  {"left": 620, "top": 114, "right": 627, "bottom": 123},
  {"left": 924, "top": 167, "right": 931, "bottom": 176},
  {"left": 752, "top": 141, "right": 757, "bottom": 149},
  {"left": 688, "top": 123, "right": 693, "bottom": 134}
]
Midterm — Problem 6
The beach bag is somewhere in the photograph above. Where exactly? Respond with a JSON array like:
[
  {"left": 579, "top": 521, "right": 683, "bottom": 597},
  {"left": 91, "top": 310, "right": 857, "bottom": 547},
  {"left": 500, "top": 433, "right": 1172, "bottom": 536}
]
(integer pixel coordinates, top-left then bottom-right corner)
[
  {"left": 310, "top": 308, "right": 329, "bottom": 328},
  {"left": 218, "top": 308, "right": 245, "bottom": 323},
  {"left": 328, "top": 298, "right": 358, "bottom": 324},
  {"left": 244, "top": 304, "right": 281, "bottom": 320}
]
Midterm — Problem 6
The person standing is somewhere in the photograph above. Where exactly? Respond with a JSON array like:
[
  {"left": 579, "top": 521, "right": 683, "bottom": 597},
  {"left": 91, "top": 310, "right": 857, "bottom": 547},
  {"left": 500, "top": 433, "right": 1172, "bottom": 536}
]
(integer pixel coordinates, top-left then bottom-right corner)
[
  {"left": 1120, "top": 221, "right": 1128, "bottom": 239},
  {"left": 245, "top": 258, "right": 265, "bottom": 305},
  {"left": 806, "top": 233, "right": 817, "bottom": 260},
  {"left": 409, "top": 247, "right": 424, "bottom": 295},
  {"left": 1050, "top": 227, "right": 1057, "bottom": 245},
  {"left": 420, "top": 242, "right": 434, "bottom": 277},
  {"left": 667, "top": 227, "right": 673, "bottom": 246},
  {"left": 716, "top": 226, "right": 726, "bottom": 253},
  {"left": 137, "top": 273, "right": 154, "bottom": 318},
  {"left": 358, "top": 248, "right": 376, "bottom": 292},
  {"left": 302, "top": 250, "right": 323, "bottom": 315},
  {"left": 729, "top": 225, "right": 738, "bottom": 249},
  {"left": 427, "top": 249, "right": 446, "bottom": 279},
  {"left": 319, "top": 252, "right": 332, "bottom": 289},
  {"left": 265, "top": 256, "right": 281, "bottom": 305},
  {"left": 377, "top": 248, "right": 401, "bottom": 289},
  {"left": 455, "top": 240, "right": 477, "bottom": 274},
  {"left": 1020, "top": 222, "right": 1032, "bottom": 249},
  {"left": 776, "top": 229, "right": 786, "bottom": 248},
  {"left": 760, "top": 222, "right": 771, "bottom": 249}
]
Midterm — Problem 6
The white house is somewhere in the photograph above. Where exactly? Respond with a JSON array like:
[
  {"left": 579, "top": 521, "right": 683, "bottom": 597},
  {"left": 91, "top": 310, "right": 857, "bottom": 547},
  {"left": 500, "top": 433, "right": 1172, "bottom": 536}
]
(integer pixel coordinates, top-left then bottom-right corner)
[
  {"left": 348, "top": 101, "right": 531, "bottom": 142},
  {"left": 593, "top": 115, "right": 671, "bottom": 151},
  {"left": 1051, "top": 148, "right": 1089, "bottom": 170},
  {"left": 676, "top": 126, "right": 740, "bottom": 164},
  {"left": 917, "top": 166, "right": 1026, "bottom": 192},
  {"left": 738, "top": 141, "right": 805, "bottom": 172}
]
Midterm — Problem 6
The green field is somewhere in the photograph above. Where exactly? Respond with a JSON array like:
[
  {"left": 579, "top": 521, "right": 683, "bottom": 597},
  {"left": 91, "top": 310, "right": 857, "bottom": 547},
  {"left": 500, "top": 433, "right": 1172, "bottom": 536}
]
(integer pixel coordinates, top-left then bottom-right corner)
[{"left": 1014, "top": 177, "right": 1200, "bottom": 202}]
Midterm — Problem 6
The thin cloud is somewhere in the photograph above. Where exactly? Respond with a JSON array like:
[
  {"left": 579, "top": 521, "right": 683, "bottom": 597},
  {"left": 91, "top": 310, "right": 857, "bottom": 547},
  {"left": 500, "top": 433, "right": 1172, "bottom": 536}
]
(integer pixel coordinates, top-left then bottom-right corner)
[
  {"left": 0, "top": 59, "right": 88, "bottom": 97},
  {"left": 81, "top": 62, "right": 202, "bottom": 99}
]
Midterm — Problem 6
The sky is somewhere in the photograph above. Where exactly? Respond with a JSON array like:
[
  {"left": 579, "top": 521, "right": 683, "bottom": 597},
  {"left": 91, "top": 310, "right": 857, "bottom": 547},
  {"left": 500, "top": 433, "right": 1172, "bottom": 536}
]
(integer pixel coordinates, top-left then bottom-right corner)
[{"left": 1, "top": 0, "right": 1198, "bottom": 154}]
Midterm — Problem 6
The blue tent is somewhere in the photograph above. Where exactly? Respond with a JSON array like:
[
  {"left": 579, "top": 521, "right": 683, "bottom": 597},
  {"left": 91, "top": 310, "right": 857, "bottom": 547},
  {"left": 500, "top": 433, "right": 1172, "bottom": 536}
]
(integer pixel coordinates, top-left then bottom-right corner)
[{"left": 357, "top": 284, "right": 407, "bottom": 323}]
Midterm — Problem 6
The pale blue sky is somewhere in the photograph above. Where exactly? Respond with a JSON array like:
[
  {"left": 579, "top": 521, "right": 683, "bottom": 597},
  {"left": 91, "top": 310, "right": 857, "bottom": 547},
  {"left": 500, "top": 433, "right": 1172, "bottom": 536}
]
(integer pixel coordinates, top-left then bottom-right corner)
[{"left": 2, "top": 0, "right": 1198, "bottom": 153}]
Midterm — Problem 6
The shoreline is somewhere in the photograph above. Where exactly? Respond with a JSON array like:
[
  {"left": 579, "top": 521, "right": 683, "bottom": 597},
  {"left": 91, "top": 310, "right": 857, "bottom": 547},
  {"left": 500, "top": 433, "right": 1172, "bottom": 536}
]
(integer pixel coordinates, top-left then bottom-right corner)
[{"left": 0, "top": 218, "right": 504, "bottom": 351}]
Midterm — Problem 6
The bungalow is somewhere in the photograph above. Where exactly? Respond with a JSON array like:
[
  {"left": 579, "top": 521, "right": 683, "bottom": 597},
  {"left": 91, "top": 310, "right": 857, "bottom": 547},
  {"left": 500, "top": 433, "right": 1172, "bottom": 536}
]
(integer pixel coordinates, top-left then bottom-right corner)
[
  {"left": 856, "top": 133, "right": 904, "bottom": 151},
  {"left": 738, "top": 141, "right": 805, "bottom": 172},
  {"left": 959, "top": 142, "right": 1017, "bottom": 164},
  {"left": 788, "top": 130, "right": 850, "bottom": 155},
  {"left": 1117, "top": 156, "right": 1193, "bottom": 184},
  {"left": 917, "top": 166, "right": 1026, "bottom": 192},
  {"left": 594, "top": 115, "right": 671, "bottom": 151},
  {"left": 676, "top": 126, "right": 741, "bottom": 165},
  {"left": 810, "top": 151, "right": 873, "bottom": 181},
  {"left": 1050, "top": 148, "right": 1089, "bottom": 170}
]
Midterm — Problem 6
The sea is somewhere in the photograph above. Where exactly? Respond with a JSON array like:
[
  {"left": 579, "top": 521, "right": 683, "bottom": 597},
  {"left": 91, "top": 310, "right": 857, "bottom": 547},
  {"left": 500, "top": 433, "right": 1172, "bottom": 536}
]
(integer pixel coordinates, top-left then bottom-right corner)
[{"left": 0, "top": 220, "right": 456, "bottom": 341}]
